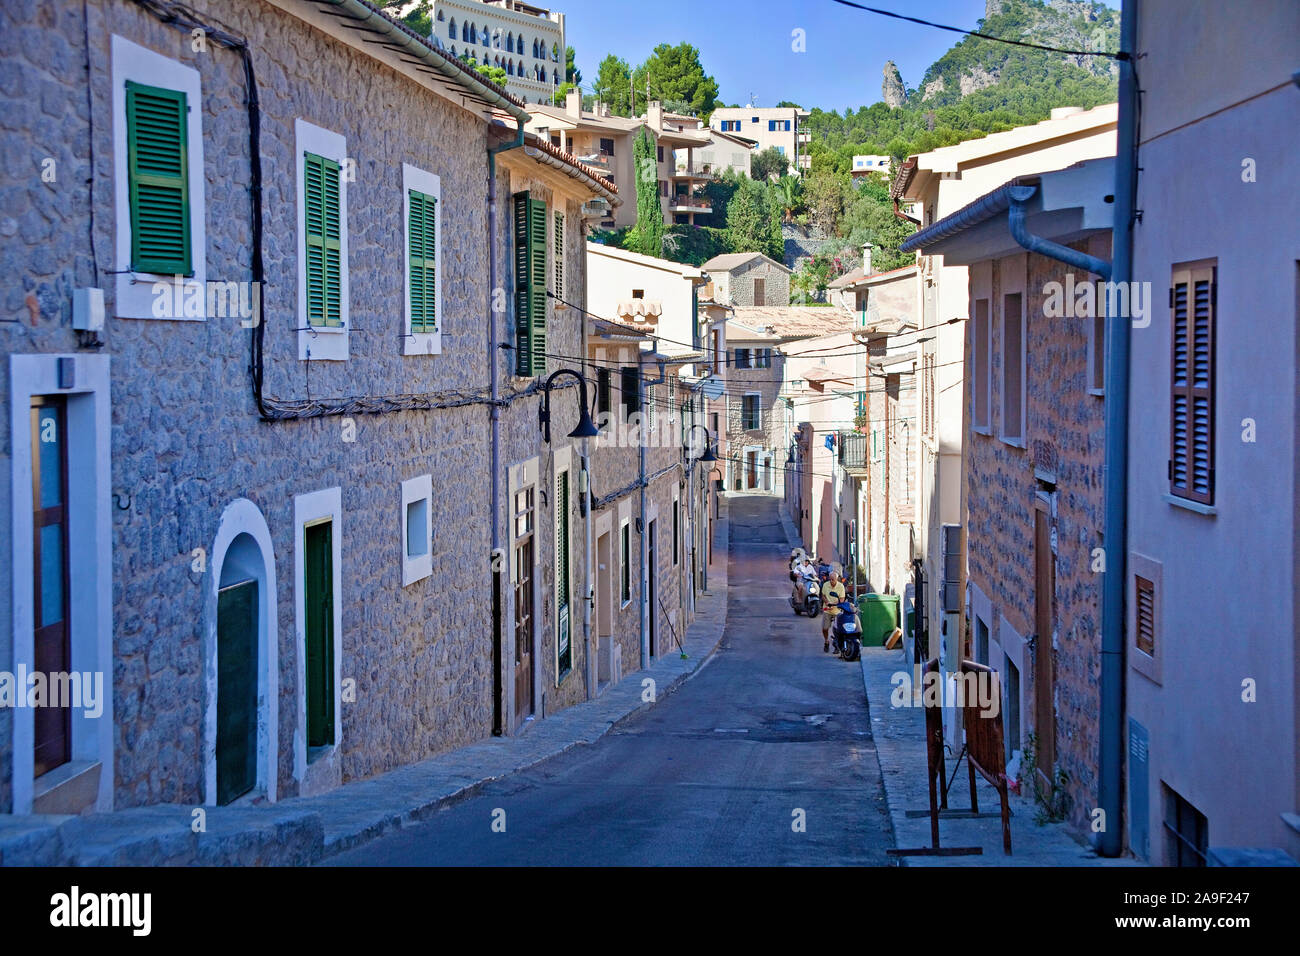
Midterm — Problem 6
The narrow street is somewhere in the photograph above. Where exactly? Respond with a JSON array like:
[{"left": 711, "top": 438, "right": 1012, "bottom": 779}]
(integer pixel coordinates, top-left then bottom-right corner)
[{"left": 327, "top": 495, "right": 895, "bottom": 865}]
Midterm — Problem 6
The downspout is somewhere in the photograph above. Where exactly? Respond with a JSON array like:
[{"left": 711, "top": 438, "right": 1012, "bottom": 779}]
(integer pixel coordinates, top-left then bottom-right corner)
[
  {"left": 1007, "top": 186, "right": 1112, "bottom": 281},
  {"left": 638, "top": 353, "right": 667, "bottom": 668},
  {"left": 581, "top": 251, "right": 594, "bottom": 700},
  {"left": 1097, "top": 0, "right": 1140, "bottom": 858},
  {"left": 487, "top": 125, "right": 524, "bottom": 736}
]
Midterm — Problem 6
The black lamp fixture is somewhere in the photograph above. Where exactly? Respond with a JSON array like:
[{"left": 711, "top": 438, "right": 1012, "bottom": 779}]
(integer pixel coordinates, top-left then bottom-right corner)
[
  {"left": 685, "top": 423, "right": 718, "bottom": 463},
  {"left": 539, "top": 368, "right": 599, "bottom": 443}
]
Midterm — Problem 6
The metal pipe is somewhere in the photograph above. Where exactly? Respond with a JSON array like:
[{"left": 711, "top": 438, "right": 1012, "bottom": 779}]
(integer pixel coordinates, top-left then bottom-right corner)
[
  {"left": 1097, "top": 0, "right": 1140, "bottom": 858},
  {"left": 487, "top": 125, "right": 524, "bottom": 735},
  {"left": 1007, "top": 186, "right": 1113, "bottom": 281}
]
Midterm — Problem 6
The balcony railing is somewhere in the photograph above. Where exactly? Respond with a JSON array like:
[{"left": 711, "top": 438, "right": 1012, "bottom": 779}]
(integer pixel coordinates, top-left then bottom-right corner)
[{"left": 838, "top": 431, "right": 869, "bottom": 472}]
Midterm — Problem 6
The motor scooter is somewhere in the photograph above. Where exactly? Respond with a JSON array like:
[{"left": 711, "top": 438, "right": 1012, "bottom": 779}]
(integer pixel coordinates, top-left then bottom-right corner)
[
  {"left": 789, "top": 570, "right": 822, "bottom": 617},
  {"left": 829, "top": 599, "right": 862, "bottom": 661}
]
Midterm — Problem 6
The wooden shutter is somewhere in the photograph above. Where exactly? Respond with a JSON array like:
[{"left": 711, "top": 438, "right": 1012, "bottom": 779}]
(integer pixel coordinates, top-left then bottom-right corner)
[
  {"left": 1135, "top": 574, "right": 1155, "bottom": 656},
  {"left": 1169, "top": 264, "right": 1216, "bottom": 503},
  {"left": 126, "top": 81, "right": 191, "bottom": 275},
  {"left": 513, "top": 192, "right": 548, "bottom": 376},
  {"left": 305, "top": 151, "right": 342, "bottom": 327},
  {"left": 408, "top": 189, "right": 437, "bottom": 333},
  {"left": 553, "top": 209, "right": 564, "bottom": 302}
]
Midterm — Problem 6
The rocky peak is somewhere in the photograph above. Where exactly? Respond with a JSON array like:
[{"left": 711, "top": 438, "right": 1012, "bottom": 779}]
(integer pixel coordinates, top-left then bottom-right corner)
[{"left": 881, "top": 60, "right": 907, "bottom": 109}]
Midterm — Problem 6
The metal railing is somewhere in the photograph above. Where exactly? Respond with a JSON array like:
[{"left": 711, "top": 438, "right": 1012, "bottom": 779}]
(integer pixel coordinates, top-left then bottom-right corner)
[{"left": 838, "top": 431, "right": 869, "bottom": 471}]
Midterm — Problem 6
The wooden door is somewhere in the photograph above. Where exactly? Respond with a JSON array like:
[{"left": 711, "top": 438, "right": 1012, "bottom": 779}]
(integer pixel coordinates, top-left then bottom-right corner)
[
  {"left": 1034, "top": 505, "right": 1056, "bottom": 780},
  {"left": 753, "top": 277, "right": 766, "bottom": 306},
  {"left": 596, "top": 531, "right": 612, "bottom": 682},
  {"left": 31, "top": 397, "right": 70, "bottom": 779},
  {"left": 648, "top": 520, "right": 657, "bottom": 658},
  {"left": 513, "top": 488, "right": 535, "bottom": 729},
  {"left": 217, "top": 578, "right": 259, "bottom": 805},
  {"left": 305, "top": 521, "right": 334, "bottom": 749},
  {"left": 746, "top": 451, "right": 757, "bottom": 489}
]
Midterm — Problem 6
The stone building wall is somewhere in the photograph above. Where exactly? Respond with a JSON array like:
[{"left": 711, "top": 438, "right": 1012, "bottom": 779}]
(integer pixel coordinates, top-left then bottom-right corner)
[
  {"left": 722, "top": 259, "right": 792, "bottom": 308},
  {"left": 0, "top": 0, "right": 592, "bottom": 810},
  {"left": 963, "top": 239, "right": 1108, "bottom": 834},
  {"left": 723, "top": 349, "right": 785, "bottom": 490}
]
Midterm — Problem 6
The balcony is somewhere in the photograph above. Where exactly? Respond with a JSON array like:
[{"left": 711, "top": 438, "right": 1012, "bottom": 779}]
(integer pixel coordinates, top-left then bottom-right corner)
[
  {"left": 577, "top": 152, "right": 614, "bottom": 175},
  {"left": 838, "top": 431, "right": 869, "bottom": 473},
  {"left": 668, "top": 197, "right": 712, "bottom": 214},
  {"left": 796, "top": 130, "right": 811, "bottom": 144},
  {"left": 671, "top": 162, "right": 712, "bottom": 181}
]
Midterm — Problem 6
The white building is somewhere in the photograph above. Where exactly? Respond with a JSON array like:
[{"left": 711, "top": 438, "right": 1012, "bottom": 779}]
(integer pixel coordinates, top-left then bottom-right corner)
[
  {"left": 430, "top": 0, "right": 565, "bottom": 105},
  {"left": 709, "top": 105, "right": 811, "bottom": 175},
  {"left": 585, "top": 243, "right": 706, "bottom": 358},
  {"left": 1122, "top": 0, "right": 1300, "bottom": 865},
  {"left": 851, "top": 154, "right": 891, "bottom": 179}
]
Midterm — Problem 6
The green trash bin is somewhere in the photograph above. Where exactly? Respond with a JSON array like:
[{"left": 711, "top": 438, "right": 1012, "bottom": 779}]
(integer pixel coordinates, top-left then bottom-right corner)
[{"left": 858, "top": 594, "right": 901, "bottom": 646}]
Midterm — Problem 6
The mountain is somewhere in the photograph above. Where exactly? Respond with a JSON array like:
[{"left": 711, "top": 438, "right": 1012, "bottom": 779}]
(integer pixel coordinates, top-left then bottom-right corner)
[{"left": 804, "top": 0, "right": 1120, "bottom": 174}]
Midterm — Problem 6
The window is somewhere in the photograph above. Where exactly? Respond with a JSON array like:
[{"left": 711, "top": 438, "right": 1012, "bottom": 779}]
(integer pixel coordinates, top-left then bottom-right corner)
[
  {"left": 620, "top": 366, "right": 641, "bottom": 424},
  {"left": 1169, "top": 262, "right": 1216, "bottom": 504},
  {"left": 632, "top": 289, "right": 644, "bottom": 299},
  {"left": 657, "top": 146, "right": 664, "bottom": 162},
  {"left": 923, "top": 353, "right": 936, "bottom": 439},
  {"left": 646, "top": 383, "right": 656, "bottom": 429},
  {"left": 1135, "top": 575, "right": 1155, "bottom": 656},
  {"left": 1163, "top": 786, "right": 1208, "bottom": 867},
  {"left": 552, "top": 208, "right": 565, "bottom": 302},
  {"left": 734, "top": 348, "right": 751, "bottom": 369},
  {"left": 403, "top": 164, "right": 441, "bottom": 355},
  {"left": 742, "top": 394, "right": 761, "bottom": 431},
  {"left": 599, "top": 137, "right": 615, "bottom": 156},
  {"left": 755, "top": 347, "right": 772, "bottom": 368},
  {"left": 555, "top": 469, "right": 572, "bottom": 678},
  {"left": 751, "top": 116, "right": 759, "bottom": 124},
  {"left": 597, "top": 367, "right": 612, "bottom": 432},
  {"left": 448, "top": 17, "right": 455, "bottom": 39},
  {"left": 1000, "top": 292, "right": 1025, "bottom": 442},
  {"left": 776, "top": 146, "right": 785, "bottom": 156},
  {"left": 973, "top": 298, "right": 990, "bottom": 430},
  {"left": 112, "top": 35, "right": 206, "bottom": 320},
  {"left": 673, "top": 500, "right": 680, "bottom": 566},
  {"left": 401, "top": 475, "right": 433, "bottom": 586},
  {"left": 294, "top": 486, "right": 342, "bottom": 770},
  {"left": 768, "top": 120, "right": 777, "bottom": 131},
  {"left": 506, "top": 32, "right": 513, "bottom": 52},
  {"left": 620, "top": 521, "right": 631, "bottom": 605},
  {"left": 513, "top": 191, "right": 548, "bottom": 375},
  {"left": 295, "top": 120, "right": 348, "bottom": 360},
  {"left": 1128, "top": 552, "right": 1162, "bottom": 683}
]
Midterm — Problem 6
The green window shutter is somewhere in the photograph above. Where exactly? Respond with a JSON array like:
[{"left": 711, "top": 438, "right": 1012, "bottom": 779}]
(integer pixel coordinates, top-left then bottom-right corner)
[
  {"left": 553, "top": 210, "right": 564, "bottom": 302},
  {"left": 512, "top": 192, "right": 549, "bottom": 376},
  {"left": 126, "top": 81, "right": 191, "bottom": 276},
  {"left": 305, "top": 151, "right": 342, "bottom": 328},
  {"left": 408, "top": 189, "right": 437, "bottom": 333}
]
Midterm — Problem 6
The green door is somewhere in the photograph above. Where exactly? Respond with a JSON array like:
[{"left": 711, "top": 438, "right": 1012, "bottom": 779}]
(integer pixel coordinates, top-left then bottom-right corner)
[
  {"left": 305, "top": 521, "right": 335, "bottom": 749},
  {"left": 217, "top": 579, "right": 258, "bottom": 805}
]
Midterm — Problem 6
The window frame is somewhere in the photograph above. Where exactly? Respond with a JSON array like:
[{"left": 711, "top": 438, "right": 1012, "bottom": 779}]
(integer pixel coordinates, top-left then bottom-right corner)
[
  {"left": 620, "top": 519, "right": 632, "bottom": 607},
  {"left": 400, "top": 474, "right": 433, "bottom": 587},
  {"left": 742, "top": 392, "right": 762, "bottom": 432},
  {"left": 1168, "top": 261, "right": 1217, "bottom": 506},
  {"left": 111, "top": 34, "right": 207, "bottom": 321},
  {"left": 295, "top": 119, "right": 349, "bottom": 361},
  {"left": 998, "top": 291, "right": 1026, "bottom": 445},
  {"left": 402, "top": 164, "right": 442, "bottom": 356},
  {"left": 972, "top": 296, "right": 991, "bottom": 432}
]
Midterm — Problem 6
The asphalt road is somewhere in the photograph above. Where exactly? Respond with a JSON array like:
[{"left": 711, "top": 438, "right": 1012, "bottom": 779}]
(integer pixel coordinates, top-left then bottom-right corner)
[{"left": 327, "top": 494, "right": 896, "bottom": 865}]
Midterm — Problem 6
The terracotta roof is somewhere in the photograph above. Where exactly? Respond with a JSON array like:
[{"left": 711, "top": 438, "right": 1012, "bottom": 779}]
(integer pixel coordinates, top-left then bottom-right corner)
[
  {"left": 829, "top": 264, "right": 917, "bottom": 289},
  {"left": 700, "top": 252, "right": 792, "bottom": 274},
  {"left": 528, "top": 103, "right": 645, "bottom": 133},
  {"left": 519, "top": 130, "right": 618, "bottom": 197},
  {"left": 726, "top": 306, "right": 856, "bottom": 340}
]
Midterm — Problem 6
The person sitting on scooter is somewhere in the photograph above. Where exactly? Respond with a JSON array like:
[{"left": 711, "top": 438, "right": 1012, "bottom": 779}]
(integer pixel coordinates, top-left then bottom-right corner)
[
  {"left": 791, "top": 555, "right": 817, "bottom": 606},
  {"left": 821, "top": 570, "right": 847, "bottom": 652}
]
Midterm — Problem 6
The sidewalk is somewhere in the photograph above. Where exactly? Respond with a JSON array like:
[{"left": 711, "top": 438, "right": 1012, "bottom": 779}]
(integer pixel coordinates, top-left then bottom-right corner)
[
  {"left": 860, "top": 645, "right": 1140, "bottom": 866},
  {"left": 0, "top": 502, "right": 731, "bottom": 867}
]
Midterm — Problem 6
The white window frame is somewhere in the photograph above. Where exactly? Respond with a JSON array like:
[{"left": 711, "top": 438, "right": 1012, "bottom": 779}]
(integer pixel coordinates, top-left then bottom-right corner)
[
  {"left": 1128, "top": 552, "right": 1163, "bottom": 685},
  {"left": 295, "top": 119, "right": 349, "bottom": 361},
  {"left": 743, "top": 391, "right": 762, "bottom": 431},
  {"left": 111, "top": 34, "right": 207, "bottom": 321},
  {"left": 8, "top": 354, "right": 115, "bottom": 814},
  {"left": 998, "top": 290, "right": 1027, "bottom": 446},
  {"left": 292, "top": 487, "right": 343, "bottom": 794},
  {"left": 402, "top": 163, "right": 442, "bottom": 356},
  {"left": 401, "top": 474, "right": 433, "bottom": 586}
]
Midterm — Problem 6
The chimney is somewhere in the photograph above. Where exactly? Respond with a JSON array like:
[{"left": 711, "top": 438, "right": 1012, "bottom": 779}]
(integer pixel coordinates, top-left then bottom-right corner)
[
  {"left": 862, "top": 243, "right": 873, "bottom": 276},
  {"left": 566, "top": 86, "right": 581, "bottom": 118},
  {"left": 646, "top": 99, "right": 663, "bottom": 132}
]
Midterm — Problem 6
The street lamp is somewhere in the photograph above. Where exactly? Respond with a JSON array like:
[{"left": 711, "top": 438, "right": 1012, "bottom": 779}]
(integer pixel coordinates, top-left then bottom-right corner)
[
  {"left": 684, "top": 423, "right": 718, "bottom": 462},
  {"left": 538, "top": 368, "right": 599, "bottom": 443}
]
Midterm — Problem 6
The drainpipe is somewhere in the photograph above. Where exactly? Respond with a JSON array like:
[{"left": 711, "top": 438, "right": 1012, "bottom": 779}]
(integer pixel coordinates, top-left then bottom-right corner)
[
  {"left": 638, "top": 353, "right": 667, "bottom": 668},
  {"left": 1096, "top": 0, "right": 1140, "bottom": 858},
  {"left": 1007, "top": 187, "right": 1112, "bottom": 281},
  {"left": 487, "top": 126, "right": 524, "bottom": 736},
  {"left": 581, "top": 270, "right": 595, "bottom": 700}
]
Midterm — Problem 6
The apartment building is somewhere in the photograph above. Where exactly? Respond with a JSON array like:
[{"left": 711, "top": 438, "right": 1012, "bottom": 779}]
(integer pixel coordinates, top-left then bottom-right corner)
[
  {"left": 428, "top": 0, "right": 566, "bottom": 105},
  {"left": 1120, "top": 0, "right": 1300, "bottom": 864},
  {"left": 527, "top": 94, "right": 713, "bottom": 228},
  {"left": 710, "top": 105, "right": 812, "bottom": 174},
  {"left": 0, "top": 0, "right": 633, "bottom": 816},
  {"left": 892, "top": 102, "right": 1118, "bottom": 696},
  {"left": 902, "top": 158, "right": 1117, "bottom": 836}
]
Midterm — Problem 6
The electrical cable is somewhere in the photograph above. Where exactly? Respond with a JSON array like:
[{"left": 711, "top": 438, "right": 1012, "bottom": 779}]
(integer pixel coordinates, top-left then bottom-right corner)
[{"left": 829, "top": 0, "right": 1129, "bottom": 61}]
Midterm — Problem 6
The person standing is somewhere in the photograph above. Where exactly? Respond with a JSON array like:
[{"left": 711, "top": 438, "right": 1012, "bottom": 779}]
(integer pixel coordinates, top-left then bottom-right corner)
[{"left": 821, "top": 570, "right": 846, "bottom": 652}]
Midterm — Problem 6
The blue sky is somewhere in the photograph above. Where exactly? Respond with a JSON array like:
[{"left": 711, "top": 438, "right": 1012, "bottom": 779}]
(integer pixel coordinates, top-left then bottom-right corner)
[{"left": 562, "top": 0, "right": 993, "bottom": 112}]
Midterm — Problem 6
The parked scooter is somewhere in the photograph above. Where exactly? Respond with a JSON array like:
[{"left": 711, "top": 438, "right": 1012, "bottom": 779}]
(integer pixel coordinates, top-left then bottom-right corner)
[
  {"left": 790, "top": 570, "right": 822, "bottom": 617},
  {"left": 829, "top": 599, "right": 862, "bottom": 661}
]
